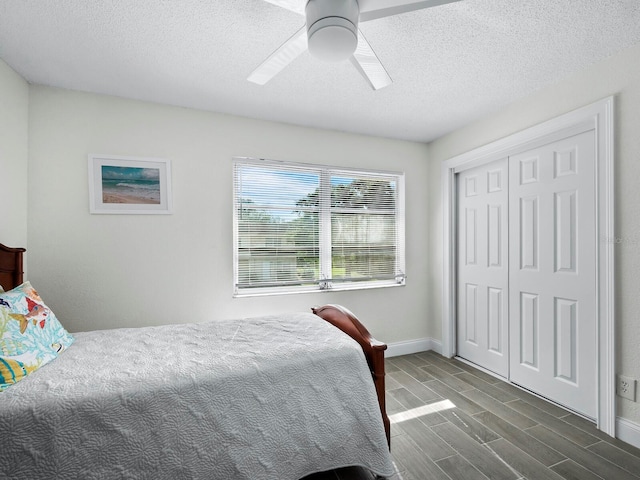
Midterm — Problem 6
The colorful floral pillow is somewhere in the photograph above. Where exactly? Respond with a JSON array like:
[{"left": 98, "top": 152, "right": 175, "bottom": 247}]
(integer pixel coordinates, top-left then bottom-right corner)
[{"left": 0, "top": 282, "right": 74, "bottom": 391}]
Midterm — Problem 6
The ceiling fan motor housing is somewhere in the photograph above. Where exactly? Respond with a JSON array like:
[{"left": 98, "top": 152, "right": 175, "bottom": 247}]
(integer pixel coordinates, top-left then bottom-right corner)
[{"left": 306, "top": 0, "right": 359, "bottom": 62}]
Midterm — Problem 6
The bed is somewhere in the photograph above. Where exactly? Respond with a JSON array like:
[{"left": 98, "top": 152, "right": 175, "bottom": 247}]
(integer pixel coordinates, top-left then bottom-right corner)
[{"left": 0, "top": 243, "right": 393, "bottom": 479}]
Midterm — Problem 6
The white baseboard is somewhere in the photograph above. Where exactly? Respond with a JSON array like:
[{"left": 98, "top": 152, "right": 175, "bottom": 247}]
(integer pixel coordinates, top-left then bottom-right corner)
[
  {"left": 385, "top": 338, "right": 442, "bottom": 357},
  {"left": 616, "top": 417, "right": 640, "bottom": 449}
]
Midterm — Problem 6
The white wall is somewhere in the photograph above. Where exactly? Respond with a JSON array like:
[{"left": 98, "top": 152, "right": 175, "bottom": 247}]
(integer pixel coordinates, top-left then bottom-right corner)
[
  {"left": 26, "top": 86, "right": 431, "bottom": 347},
  {"left": 428, "top": 43, "right": 640, "bottom": 426},
  {"left": 0, "top": 59, "right": 29, "bottom": 250}
]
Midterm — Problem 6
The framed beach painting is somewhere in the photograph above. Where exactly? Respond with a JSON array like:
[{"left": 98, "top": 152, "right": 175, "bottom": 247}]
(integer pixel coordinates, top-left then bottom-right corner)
[{"left": 88, "top": 155, "right": 173, "bottom": 214}]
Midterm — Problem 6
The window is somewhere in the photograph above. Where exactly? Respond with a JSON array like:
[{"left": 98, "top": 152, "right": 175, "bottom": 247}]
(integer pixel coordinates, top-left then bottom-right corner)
[{"left": 233, "top": 158, "right": 405, "bottom": 296}]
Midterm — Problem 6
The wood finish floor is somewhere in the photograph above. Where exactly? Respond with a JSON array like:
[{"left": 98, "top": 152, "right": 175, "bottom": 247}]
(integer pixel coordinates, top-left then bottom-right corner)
[{"left": 304, "top": 351, "right": 640, "bottom": 480}]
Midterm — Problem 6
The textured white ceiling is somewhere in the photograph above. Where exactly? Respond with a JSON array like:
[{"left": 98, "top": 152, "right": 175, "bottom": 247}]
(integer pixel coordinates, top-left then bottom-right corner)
[{"left": 1, "top": 0, "right": 639, "bottom": 142}]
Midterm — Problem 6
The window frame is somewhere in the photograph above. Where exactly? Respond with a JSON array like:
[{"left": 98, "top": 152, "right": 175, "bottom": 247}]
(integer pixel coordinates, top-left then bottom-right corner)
[{"left": 233, "top": 157, "right": 405, "bottom": 297}]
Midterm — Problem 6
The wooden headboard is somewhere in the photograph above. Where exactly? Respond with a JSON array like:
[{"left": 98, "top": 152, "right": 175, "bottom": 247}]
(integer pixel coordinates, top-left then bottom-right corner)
[{"left": 0, "top": 243, "right": 26, "bottom": 291}]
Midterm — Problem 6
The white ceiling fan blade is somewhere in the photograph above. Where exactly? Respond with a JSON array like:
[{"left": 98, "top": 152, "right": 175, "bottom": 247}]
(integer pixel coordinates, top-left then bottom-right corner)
[
  {"left": 359, "top": 0, "right": 462, "bottom": 22},
  {"left": 248, "top": 26, "right": 308, "bottom": 85},
  {"left": 350, "top": 30, "right": 392, "bottom": 90},
  {"left": 261, "top": 0, "right": 305, "bottom": 15}
]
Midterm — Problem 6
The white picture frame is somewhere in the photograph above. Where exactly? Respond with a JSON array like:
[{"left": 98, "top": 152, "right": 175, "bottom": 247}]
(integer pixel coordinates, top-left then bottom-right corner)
[{"left": 88, "top": 154, "right": 173, "bottom": 214}]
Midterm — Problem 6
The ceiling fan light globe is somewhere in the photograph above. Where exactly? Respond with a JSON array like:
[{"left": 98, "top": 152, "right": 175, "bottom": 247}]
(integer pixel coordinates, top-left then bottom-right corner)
[{"left": 307, "top": 18, "right": 358, "bottom": 62}]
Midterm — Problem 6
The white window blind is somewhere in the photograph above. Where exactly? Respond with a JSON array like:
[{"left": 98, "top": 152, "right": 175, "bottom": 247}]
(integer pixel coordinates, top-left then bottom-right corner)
[{"left": 233, "top": 158, "right": 405, "bottom": 296}]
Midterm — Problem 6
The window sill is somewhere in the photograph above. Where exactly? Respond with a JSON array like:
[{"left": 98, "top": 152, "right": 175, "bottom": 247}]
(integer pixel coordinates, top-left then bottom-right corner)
[{"left": 233, "top": 280, "right": 405, "bottom": 298}]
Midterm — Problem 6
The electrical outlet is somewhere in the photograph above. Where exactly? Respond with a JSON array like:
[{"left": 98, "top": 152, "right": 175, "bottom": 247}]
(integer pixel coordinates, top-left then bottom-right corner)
[{"left": 617, "top": 375, "right": 637, "bottom": 401}]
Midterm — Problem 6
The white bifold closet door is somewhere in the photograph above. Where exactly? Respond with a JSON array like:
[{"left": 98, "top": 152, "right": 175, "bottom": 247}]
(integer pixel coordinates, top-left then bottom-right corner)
[
  {"left": 457, "top": 158, "right": 509, "bottom": 378},
  {"left": 456, "top": 129, "right": 597, "bottom": 419},
  {"left": 508, "top": 130, "right": 597, "bottom": 419}
]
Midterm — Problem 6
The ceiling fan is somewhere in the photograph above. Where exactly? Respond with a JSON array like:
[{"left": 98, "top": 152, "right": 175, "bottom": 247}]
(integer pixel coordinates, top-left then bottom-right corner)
[{"left": 248, "top": 0, "right": 461, "bottom": 90}]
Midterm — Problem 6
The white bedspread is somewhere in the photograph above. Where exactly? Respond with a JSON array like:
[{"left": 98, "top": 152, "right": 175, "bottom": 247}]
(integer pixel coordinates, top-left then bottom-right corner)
[{"left": 0, "top": 312, "right": 394, "bottom": 479}]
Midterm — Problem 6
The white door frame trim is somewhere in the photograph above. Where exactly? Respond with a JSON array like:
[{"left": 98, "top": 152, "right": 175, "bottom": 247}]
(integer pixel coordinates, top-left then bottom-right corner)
[{"left": 441, "top": 96, "right": 615, "bottom": 435}]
